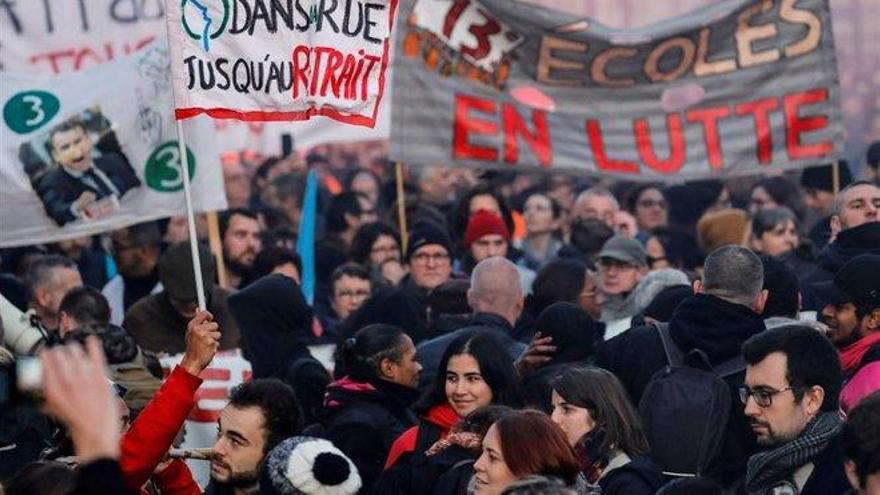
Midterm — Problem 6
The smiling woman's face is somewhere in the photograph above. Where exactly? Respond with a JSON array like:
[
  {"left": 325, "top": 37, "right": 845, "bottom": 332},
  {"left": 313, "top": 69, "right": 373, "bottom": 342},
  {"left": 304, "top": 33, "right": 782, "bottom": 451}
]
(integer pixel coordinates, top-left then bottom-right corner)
[{"left": 444, "top": 353, "right": 493, "bottom": 418}]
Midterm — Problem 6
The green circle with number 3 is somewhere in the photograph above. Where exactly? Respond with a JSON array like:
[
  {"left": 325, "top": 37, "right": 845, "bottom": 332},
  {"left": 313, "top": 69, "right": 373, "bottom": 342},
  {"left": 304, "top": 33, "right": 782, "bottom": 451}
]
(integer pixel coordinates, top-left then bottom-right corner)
[
  {"left": 3, "top": 91, "right": 61, "bottom": 134},
  {"left": 144, "top": 141, "right": 196, "bottom": 192}
]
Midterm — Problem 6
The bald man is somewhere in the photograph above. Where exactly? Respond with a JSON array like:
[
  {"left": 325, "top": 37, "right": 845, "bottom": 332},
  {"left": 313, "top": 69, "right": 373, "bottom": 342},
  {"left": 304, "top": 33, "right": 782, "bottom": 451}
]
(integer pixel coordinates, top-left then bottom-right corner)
[{"left": 415, "top": 257, "right": 526, "bottom": 389}]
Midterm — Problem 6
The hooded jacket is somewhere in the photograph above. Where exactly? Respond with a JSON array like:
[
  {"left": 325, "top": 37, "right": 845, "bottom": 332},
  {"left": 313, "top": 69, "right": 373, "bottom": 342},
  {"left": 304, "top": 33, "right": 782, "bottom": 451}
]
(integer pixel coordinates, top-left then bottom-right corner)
[
  {"left": 800, "top": 222, "right": 880, "bottom": 310},
  {"left": 316, "top": 376, "right": 420, "bottom": 491},
  {"left": 384, "top": 403, "right": 460, "bottom": 469},
  {"left": 597, "top": 293, "right": 765, "bottom": 487},
  {"left": 227, "top": 274, "right": 330, "bottom": 426}
]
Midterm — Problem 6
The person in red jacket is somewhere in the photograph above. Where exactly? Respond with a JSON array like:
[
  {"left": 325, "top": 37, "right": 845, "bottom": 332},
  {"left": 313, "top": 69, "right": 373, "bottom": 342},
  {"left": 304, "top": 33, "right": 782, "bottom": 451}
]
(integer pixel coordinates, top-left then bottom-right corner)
[
  {"left": 120, "top": 310, "right": 221, "bottom": 494},
  {"left": 384, "top": 332, "right": 524, "bottom": 468}
]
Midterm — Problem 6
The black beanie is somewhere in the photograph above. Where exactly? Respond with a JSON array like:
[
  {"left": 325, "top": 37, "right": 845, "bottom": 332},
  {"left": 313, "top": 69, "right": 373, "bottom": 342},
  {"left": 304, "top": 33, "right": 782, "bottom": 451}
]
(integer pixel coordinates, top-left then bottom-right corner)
[
  {"left": 800, "top": 162, "right": 852, "bottom": 193},
  {"left": 535, "top": 302, "right": 599, "bottom": 366},
  {"left": 406, "top": 221, "right": 453, "bottom": 261},
  {"left": 665, "top": 180, "right": 724, "bottom": 226},
  {"left": 643, "top": 285, "right": 692, "bottom": 322},
  {"left": 760, "top": 255, "right": 800, "bottom": 318}
]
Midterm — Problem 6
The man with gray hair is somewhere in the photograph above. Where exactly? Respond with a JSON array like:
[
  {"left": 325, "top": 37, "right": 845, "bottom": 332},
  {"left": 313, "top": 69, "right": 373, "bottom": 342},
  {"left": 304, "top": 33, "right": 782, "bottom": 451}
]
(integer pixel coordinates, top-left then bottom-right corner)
[
  {"left": 415, "top": 256, "right": 526, "bottom": 389},
  {"left": 597, "top": 245, "right": 768, "bottom": 487},
  {"left": 571, "top": 186, "right": 620, "bottom": 228},
  {"left": 801, "top": 181, "right": 880, "bottom": 310}
]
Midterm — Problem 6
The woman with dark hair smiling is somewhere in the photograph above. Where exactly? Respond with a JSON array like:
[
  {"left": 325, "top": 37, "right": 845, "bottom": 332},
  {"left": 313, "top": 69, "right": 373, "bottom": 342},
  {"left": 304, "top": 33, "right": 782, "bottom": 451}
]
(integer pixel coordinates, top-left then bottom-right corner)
[
  {"left": 384, "top": 332, "right": 525, "bottom": 469},
  {"left": 473, "top": 409, "right": 583, "bottom": 494},
  {"left": 550, "top": 367, "right": 663, "bottom": 495}
]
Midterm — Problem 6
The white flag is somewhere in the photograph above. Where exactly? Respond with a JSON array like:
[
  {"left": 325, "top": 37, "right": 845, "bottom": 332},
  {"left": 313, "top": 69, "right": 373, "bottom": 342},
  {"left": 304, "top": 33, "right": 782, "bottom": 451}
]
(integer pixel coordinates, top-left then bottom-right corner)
[{"left": 164, "top": 0, "right": 397, "bottom": 129}]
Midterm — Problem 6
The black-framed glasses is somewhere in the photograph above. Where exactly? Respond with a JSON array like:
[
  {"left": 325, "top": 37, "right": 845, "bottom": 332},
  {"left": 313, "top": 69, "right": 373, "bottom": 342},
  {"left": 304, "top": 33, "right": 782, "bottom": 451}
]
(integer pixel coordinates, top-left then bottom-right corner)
[{"left": 738, "top": 385, "right": 798, "bottom": 408}]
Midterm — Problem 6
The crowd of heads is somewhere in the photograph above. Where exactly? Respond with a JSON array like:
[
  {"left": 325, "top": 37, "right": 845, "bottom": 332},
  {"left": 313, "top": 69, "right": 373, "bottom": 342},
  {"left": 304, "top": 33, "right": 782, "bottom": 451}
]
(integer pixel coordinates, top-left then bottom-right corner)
[{"left": 1, "top": 140, "right": 880, "bottom": 494}]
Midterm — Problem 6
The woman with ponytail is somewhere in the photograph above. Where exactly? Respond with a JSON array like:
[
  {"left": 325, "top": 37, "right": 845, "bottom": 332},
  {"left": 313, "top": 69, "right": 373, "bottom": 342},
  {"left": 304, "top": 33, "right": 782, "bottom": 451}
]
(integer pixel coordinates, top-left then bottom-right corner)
[{"left": 316, "top": 324, "right": 422, "bottom": 492}]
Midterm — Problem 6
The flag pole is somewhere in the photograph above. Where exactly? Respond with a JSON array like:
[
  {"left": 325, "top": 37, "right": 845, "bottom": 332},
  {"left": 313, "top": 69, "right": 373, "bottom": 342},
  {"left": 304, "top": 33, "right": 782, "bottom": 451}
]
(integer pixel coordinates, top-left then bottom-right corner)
[
  {"left": 832, "top": 160, "right": 840, "bottom": 195},
  {"left": 175, "top": 119, "right": 207, "bottom": 311},
  {"left": 395, "top": 162, "right": 409, "bottom": 254}
]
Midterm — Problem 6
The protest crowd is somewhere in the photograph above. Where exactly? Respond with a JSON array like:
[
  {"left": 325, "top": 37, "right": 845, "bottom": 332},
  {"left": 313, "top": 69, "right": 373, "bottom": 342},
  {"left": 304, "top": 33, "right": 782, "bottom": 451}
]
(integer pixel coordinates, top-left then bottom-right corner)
[
  {"left": 2, "top": 0, "right": 880, "bottom": 493},
  {"left": 1, "top": 139, "right": 880, "bottom": 495}
]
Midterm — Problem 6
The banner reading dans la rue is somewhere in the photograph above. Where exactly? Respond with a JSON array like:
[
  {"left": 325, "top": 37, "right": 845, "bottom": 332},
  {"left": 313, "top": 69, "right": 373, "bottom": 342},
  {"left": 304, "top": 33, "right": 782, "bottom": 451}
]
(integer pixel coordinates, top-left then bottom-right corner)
[
  {"left": 390, "top": 0, "right": 843, "bottom": 180},
  {"left": 0, "top": 42, "right": 226, "bottom": 248},
  {"left": 164, "top": 0, "right": 397, "bottom": 128}
]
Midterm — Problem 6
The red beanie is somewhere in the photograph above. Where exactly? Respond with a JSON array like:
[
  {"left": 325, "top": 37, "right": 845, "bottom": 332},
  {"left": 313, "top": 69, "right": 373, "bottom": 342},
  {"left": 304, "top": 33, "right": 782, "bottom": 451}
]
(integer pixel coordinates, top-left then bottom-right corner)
[{"left": 464, "top": 210, "right": 511, "bottom": 249}]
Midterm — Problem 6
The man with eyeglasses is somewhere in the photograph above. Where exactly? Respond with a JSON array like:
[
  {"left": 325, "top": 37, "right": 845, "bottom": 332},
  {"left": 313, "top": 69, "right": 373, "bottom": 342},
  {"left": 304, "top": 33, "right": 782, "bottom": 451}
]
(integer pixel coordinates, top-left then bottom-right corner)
[
  {"left": 329, "top": 262, "right": 372, "bottom": 323},
  {"left": 104, "top": 221, "right": 163, "bottom": 324},
  {"left": 595, "top": 236, "right": 648, "bottom": 324},
  {"left": 403, "top": 221, "right": 454, "bottom": 295},
  {"left": 740, "top": 324, "right": 849, "bottom": 495}
]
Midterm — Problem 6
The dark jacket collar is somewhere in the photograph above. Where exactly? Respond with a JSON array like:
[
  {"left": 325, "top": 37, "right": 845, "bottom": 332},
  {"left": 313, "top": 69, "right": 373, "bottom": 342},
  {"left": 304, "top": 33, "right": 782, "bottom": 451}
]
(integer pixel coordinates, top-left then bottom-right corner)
[
  {"left": 669, "top": 294, "right": 766, "bottom": 364},
  {"left": 470, "top": 312, "right": 514, "bottom": 333}
]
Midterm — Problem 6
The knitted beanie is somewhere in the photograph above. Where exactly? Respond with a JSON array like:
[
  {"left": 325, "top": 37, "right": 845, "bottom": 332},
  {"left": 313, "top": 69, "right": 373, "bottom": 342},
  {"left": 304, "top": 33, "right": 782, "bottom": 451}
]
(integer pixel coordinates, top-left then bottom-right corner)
[
  {"left": 260, "top": 436, "right": 361, "bottom": 495},
  {"left": 464, "top": 209, "right": 511, "bottom": 249},
  {"left": 406, "top": 221, "right": 453, "bottom": 261}
]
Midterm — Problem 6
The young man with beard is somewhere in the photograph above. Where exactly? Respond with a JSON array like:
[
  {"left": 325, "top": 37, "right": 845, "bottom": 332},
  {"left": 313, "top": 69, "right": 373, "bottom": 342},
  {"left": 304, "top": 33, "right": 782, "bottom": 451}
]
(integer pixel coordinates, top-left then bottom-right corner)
[
  {"left": 740, "top": 324, "right": 849, "bottom": 494},
  {"left": 220, "top": 208, "right": 263, "bottom": 289},
  {"left": 207, "top": 379, "right": 303, "bottom": 495},
  {"left": 815, "top": 254, "right": 880, "bottom": 414}
]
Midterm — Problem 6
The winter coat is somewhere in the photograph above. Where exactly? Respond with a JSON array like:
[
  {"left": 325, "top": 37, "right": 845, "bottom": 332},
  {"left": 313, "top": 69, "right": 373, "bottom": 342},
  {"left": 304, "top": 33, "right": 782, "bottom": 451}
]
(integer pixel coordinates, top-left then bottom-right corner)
[
  {"left": 384, "top": 403, "right": 460, "bottom": 469},
  {"left": 597, "top": 293, "right": 765, "bottom": 487},
  {"left": 123, "top": 285, "right": 240, "bottom": 355},
  {"left": 597, "top": 453, "right": 665, "bottom": 495},
  {"left": 120, "top": 365, "right": 203, "bottom": 495},
  {"left": 800, "top": 222, "right": 880, "bottom": 310},
  {"left": 735, "top": 435, "right": 850, "bottom": 495},
  {"left": 416, "top": 313, "right": 526, "bottom": 390},
  {"left": 315, "top": 376, "right": 420, "bottom": 491},
  {"left": 227, "top": 274, "right": 331, "bottom": 426},
  {"left": 841, "top": 343, "right": 880, "bottom": 415}
]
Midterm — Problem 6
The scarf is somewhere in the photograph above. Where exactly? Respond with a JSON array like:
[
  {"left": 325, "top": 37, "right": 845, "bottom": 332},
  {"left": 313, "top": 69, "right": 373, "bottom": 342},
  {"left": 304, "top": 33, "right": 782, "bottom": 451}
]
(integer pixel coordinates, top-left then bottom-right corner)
[
  {"left": 424, "top": 431, "right": 481, "bottom": 456},
  {"left": 840, "top": 332, "right": 880, "bottom": 374},
  {"left": 745, "top": 412, "right": 842, "bottom": 494}
]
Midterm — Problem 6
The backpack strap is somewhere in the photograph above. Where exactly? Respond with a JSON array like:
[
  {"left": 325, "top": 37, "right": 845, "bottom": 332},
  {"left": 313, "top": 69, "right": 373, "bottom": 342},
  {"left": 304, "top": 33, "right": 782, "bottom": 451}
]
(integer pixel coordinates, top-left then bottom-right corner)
[
  {"left": 655, "top": 322, "right": 684, "bottom": 366},
  {"left": 712, "top": 353, "right": 746, "bottom": 378}
]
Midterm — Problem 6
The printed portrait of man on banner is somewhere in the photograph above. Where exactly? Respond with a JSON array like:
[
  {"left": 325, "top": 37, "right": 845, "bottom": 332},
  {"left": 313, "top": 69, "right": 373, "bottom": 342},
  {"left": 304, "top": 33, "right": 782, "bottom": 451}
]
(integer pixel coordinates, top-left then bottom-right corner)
[{"left": 19, "top": 107, "right": 142, "bottom": 226}]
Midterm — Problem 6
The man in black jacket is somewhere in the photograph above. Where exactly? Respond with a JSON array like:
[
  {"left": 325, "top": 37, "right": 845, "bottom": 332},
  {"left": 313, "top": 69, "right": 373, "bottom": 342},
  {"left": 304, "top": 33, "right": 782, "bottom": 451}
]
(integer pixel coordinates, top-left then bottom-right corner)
[
  {"left": 740, "top": 325, "right": 849, "bottom": 495},
  {"left": 37, "top": 119, "right": 140, "bottom": 226},
  {"left": 416, "top": 257, "right": 526, "bottom": 389},
  {"left": 800, "top": 181, "right": 880, "bottom": 310},
  {"left": 597, "top": 245, "right": 768, "bottom": 487}
]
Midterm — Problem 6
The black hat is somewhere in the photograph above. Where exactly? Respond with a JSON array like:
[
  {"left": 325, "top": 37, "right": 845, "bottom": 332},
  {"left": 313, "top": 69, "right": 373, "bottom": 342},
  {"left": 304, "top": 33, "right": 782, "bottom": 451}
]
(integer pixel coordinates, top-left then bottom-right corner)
[
  {"left": 406, "top": 221, "right": 452, "bottom": 261},
  {"left": 800, "top": 162, "right": 853, "bottom": 193},
  {"left": 643, "top": 285, "right": 692, "bottom": 322},
  {"left": 158, "top": 241, "right": 216, "bottom": 302},
  {"left": 813, "top": 254, "right": 880, "bottom": 308}
]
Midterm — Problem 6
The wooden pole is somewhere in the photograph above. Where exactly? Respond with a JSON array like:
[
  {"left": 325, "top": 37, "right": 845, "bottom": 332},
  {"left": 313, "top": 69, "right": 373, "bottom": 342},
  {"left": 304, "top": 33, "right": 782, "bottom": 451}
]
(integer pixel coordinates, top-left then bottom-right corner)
[
  {"left": 395, "top": 162, "right": 409, "bottom": 253},
  {"left": 206, "top": 211, "right": 228, "bottom": 289},
  {"left": 832, "top": 160, "right": 841, "bottom": 195},
  {"left": 175, "top": 120, "right": 206, "bottom": 311}
]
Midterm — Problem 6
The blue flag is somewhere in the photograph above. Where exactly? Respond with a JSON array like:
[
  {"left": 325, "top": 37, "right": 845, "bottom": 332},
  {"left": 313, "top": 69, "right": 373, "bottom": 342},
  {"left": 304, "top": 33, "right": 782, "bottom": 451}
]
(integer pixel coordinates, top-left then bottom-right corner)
[{"left": 296, "top": 168, "right": 318, "bottom": 305}]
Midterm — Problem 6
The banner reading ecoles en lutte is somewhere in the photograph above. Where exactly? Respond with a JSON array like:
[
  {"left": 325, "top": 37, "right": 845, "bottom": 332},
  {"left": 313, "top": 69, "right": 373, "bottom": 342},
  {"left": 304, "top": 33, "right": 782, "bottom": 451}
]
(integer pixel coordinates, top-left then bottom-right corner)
[{"left": 390, "top": 0, "right": 844, "bottom": 181}]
